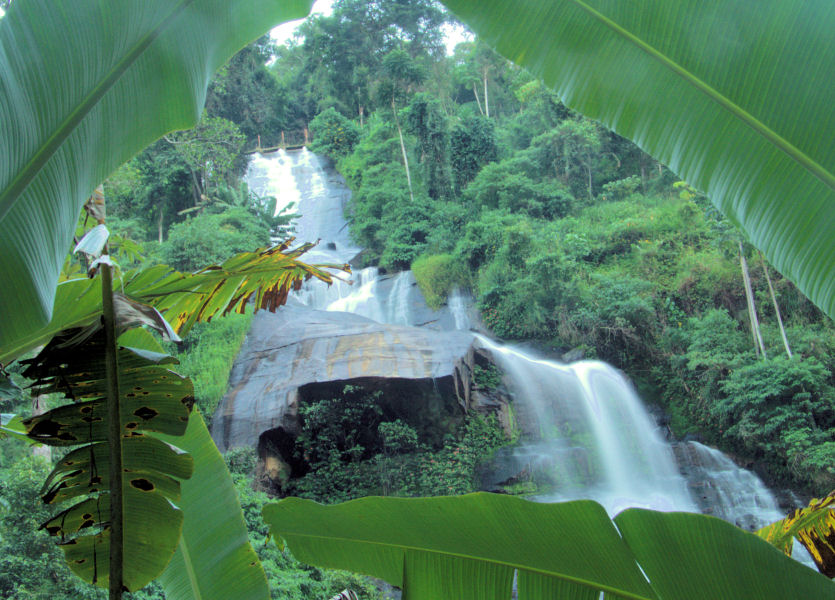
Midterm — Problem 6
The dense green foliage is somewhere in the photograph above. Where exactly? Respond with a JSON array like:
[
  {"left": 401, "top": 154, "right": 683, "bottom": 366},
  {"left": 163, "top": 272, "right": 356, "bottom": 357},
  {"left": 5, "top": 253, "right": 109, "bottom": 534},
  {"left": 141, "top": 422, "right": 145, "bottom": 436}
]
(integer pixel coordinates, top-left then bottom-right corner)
[
  {"left": 3, "top": 0, "right": 835, "bottom": 595},
  {"left": 284, "top": 385, "right": 507, "bottom": 503},
  {"left": 157, "top": 208, "right": 272, "bottom": 272},
  {"left": 0, "top": 456, "right": 168, "bottom": 600},
  {"left": 170, "top": 312, "right": 254, "bottom": 423},
  {"left": 224, "top": 450, "right": 384, "bottom": 600},
  {"left": 272, "top": 0, "right": 834, "bottom": 495},
  {"left": 309, "top": 107, "right": 361, "bottom": 158}
]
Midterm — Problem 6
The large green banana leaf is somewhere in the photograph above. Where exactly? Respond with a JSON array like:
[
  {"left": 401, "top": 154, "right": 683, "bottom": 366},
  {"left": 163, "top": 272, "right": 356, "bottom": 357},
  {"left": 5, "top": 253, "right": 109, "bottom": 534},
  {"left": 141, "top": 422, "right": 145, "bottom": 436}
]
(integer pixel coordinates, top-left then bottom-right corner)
[
  {"left": 156, "top": 411, "right": 270, "bottom": 600},
  {"left": 0, "top": 0, "right": 313, "bottom": 353},
  {"left": 263, "top": 493, "right": 835, "bottom": 600},
  {"left": 439, "top": 0, "right": 835, "bottom": 320},
  {"left": 112, "top": 311, "right": 270, "bottom": 597}
]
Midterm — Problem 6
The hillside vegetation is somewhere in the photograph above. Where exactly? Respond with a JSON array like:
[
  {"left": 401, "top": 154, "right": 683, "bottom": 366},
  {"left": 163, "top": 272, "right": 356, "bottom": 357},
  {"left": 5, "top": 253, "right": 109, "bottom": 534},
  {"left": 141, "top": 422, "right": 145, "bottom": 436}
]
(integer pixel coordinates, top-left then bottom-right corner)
[{"left": 287, "top": 1, "right": 834, "bottom": 495}]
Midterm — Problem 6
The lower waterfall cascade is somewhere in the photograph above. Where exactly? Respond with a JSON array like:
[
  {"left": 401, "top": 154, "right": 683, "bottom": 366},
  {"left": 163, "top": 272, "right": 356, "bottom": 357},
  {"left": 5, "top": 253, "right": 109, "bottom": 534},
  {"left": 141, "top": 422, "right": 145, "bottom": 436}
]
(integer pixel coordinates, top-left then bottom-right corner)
[{"left": 225, "top": 148, "right": 809, "bottom": 559}]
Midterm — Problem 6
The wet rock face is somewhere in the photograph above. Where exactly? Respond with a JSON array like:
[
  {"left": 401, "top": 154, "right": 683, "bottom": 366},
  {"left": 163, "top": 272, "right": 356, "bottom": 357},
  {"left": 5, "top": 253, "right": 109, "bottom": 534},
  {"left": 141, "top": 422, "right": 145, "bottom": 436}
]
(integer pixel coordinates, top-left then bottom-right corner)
[
  {"left": 672, "top": 440, "right": 787, "bottom": 530},
  {"left": 211, "top": 305, "right": 477, "bottom": 451}
]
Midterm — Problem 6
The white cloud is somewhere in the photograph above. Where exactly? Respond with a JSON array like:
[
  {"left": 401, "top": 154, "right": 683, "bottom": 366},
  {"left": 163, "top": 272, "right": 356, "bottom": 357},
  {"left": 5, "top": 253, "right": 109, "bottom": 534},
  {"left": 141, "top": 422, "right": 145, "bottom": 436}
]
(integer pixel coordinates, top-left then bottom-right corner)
[{"left": 271, "top": 0, "right": 333, "bottom": 46}]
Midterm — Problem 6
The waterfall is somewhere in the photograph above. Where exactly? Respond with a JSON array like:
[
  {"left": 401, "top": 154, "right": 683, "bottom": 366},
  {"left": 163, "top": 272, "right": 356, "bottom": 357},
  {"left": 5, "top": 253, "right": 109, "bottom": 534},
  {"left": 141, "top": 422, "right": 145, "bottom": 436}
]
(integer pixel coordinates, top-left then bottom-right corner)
[
  {"left": 242, "top": 149, "right": 797, "bottom": 534},
  {"left": 476, "top": 335, "right": 696, "bottom": 515},
  {"left": 247, "top": 149, "right": 303, "bottom": 218},
  {"left": 675, "top": 441, "right": 784, "bottom": 528},
  {"left": 448, "top": 288, "right": 471, "bottom": 331}
]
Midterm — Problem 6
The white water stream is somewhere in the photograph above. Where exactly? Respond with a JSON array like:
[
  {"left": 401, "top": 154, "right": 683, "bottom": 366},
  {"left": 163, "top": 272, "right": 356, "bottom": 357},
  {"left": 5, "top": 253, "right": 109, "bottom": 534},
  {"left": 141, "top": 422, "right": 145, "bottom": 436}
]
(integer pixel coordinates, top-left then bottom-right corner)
[{"left": 246, "top": 149, "right": 800, "bottom": 537}]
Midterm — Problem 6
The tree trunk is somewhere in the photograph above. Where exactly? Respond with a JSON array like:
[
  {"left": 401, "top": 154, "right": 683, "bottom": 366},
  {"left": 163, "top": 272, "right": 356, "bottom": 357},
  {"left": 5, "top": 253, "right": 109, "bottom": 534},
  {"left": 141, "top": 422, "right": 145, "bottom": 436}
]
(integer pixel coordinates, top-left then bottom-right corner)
[
  {"left": 483, "top": 67, "right": 489, "bottom": 118},
  {"left": 759, "top": 250, "right": 792, "bottom": 358},
  {"left": 563, "top": 139, "right": 570, "bottom": 180},
  {"left": 472, "top": 82, "right": 484, "bottom": 116},
  {"left": 587, "top": 165, "right": 593, "bottom": 199},
  {"left": 739, "top": 242, "right": 766, "bottom": 358},
  {"left": 187, "top": 166, "right": 202, "bottom": 206},
  {"left": 392, "top": 98, "right": 414, "bottom": 202},
  {"left": 585, "top": 152, "right": 594, "bottom": 200}
]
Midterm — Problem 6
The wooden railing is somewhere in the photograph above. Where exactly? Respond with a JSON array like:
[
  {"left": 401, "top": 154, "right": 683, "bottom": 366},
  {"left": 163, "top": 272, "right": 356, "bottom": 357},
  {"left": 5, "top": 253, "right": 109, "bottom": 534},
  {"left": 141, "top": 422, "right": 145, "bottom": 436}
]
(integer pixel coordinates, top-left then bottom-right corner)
[{"left": 244, "top": 128, "right": 311, "bottom": 154}]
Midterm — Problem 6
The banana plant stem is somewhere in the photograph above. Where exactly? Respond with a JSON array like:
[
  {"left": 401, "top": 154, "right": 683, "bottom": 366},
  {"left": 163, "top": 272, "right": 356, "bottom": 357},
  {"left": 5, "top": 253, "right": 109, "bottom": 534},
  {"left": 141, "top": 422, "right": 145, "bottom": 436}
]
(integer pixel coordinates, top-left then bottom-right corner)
[{"left": 102, "top": 263, "right": 124, "bottom": 599}]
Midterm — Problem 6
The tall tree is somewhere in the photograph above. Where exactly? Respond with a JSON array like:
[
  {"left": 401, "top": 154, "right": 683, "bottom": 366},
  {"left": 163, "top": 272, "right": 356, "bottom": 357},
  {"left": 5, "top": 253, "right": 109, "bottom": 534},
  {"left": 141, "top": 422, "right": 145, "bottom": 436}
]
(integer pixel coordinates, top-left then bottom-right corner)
[
  {"left": 165, "top": 115, "right": 246, "bottom": 209},
  {"left": 132, "top": 141, "right": 194, "bottom": 243},
  {"left": 377, "top": 49, "right": 427, "bottom": 202},
  {"left": 205, "top": 36, "right": 294, "bottom": 147},
  {"left": 405, "top": 92, "right": 452, "bottom": 199},
  {"left": 759, "top": 250, "right": 793, "bottom": 358},
  {"left": 450, "top": 115, "right": 498, "bottom": 193},
  {"left": 533, "top": 119, "right": 603, "bottom": 200}
]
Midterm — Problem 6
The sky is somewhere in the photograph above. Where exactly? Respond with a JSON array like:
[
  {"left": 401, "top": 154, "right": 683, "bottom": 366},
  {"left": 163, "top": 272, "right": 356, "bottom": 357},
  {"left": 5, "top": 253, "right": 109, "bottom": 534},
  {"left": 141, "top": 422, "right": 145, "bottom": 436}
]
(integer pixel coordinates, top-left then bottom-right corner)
[{"left": 270, "top": 0, "right": 471, "bottom": 54}]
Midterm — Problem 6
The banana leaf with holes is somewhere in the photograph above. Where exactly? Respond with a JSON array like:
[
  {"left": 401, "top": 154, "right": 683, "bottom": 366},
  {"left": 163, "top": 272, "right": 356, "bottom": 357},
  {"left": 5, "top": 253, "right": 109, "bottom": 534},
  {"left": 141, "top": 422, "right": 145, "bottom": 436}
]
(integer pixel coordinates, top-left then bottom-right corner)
[
  {"left": 0, "top": 0, "right": 313, "bottom": 350},
  {"left": 19, "top": 326, "right": 195, "bottom": 591},
  {"left": 439, "top": 0, "right": 835, "bottom": 320},
  {"left": 264, "top": 493, "right": 835, "bottom": 600}
]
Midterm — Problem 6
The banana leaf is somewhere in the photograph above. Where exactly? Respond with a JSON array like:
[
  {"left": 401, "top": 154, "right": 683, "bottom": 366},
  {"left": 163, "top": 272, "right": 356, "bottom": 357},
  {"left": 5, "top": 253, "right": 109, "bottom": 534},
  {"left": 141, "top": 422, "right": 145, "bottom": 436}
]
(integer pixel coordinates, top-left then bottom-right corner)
[
  {"left": 0, "top": 0, "right": 314, "bottom": 352},
  {"left": 264, "top": 493, "right": 835, "bottom": 600},
  {"left": 113, "top": 305, "right": 271, "bottom": 599},
  {"left": 439, "top": 0, "right": 835, "bottom": 320},
  {"left": 758, "top": 491, "right": 835, "bottom": 577},
  {"left": 0, "top": 413, "right": 30, "bottom": 443},
  {"left": 156, "top": 411, "right": 271, "bottom": 600},
  {"left": 20, "top": 327, "right": 195, "bottom": 592}
]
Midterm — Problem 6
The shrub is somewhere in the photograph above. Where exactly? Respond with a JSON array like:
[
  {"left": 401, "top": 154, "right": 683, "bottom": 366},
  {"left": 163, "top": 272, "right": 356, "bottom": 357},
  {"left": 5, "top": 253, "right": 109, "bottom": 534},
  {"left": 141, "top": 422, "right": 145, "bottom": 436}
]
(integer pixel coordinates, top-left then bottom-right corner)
[
  {"left": 463, "top": 160, "right": 574, "bottom": 219},
  {"left": 159, "top": 207, "right": 270, "bottom": 272},
  {"left": 412, "top": 253, "right": 466, "bottom": 310},
  {"left": 171, "top": 311, "right": 254, "bottom": 420},
  {"left": 450, "top": 115, "right": 498, "bottom": 192},
  {"left": 308, "top": 107, "right": 360, "bottom": 158},
  {"left": 714, "top": 356, "right": 835, "bottom": 490}
]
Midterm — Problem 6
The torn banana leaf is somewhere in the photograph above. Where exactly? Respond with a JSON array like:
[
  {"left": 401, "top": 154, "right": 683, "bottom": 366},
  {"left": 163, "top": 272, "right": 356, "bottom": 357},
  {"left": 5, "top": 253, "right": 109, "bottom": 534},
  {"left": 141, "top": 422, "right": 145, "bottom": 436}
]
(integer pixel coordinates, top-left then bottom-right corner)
[
  {"left": 264, "top": 493, "right": 834, "bottom": 599},
  {"left": 758, "top": 491, "right": 835, "bottom": 577},
  {"left": 0, "top": 242, "right": 350, "bottom": 365},
  {"left": 19, "top": 326, "right": 195, "bottom": 592}
]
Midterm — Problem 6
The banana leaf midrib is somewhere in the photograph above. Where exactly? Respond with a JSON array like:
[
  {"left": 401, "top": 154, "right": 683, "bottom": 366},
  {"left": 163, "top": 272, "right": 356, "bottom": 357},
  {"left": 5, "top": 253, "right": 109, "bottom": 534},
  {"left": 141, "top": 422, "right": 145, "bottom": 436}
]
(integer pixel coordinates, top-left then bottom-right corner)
[
  {"left": 559, "top": 0, "right": 835, "bottom": 192},
  {"left": 282, "top": 530, "right": 653, "bottom": 600},
  {"left": 0, "top": 0, "right": 196, "bottom": 221},
  {"left": 176, "top": 536, "right": 204, "bottom": 600}
]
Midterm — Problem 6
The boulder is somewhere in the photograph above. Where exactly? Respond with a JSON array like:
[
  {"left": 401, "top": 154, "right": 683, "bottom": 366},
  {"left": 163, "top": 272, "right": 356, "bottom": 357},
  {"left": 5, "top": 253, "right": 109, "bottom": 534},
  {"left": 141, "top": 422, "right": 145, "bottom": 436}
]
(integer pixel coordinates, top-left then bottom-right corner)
[{"left": 211, "top": 305, "right": 478, "bottom": 451}]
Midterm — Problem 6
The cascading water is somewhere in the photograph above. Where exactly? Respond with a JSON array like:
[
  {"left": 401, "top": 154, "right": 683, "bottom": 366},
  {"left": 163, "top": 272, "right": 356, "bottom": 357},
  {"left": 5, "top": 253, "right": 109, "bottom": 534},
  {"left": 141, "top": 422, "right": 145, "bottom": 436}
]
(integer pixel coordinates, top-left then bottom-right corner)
[
  {"left": 243, "top": 148, "right": 797, "bottom": 534},
  {"left": 476, "top": 335, "right": 697, "bottom": 515},
  {"left": 675, "top": 441, "right": 785, "bottom": 528}
]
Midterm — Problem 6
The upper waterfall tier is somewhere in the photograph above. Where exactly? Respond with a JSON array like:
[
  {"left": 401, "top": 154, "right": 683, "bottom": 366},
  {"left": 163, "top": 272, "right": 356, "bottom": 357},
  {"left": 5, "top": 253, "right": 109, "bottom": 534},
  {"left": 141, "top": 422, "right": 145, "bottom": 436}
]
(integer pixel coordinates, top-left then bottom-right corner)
[{"left": 247, "top": 149, "right": 360, "bottom": 265}]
